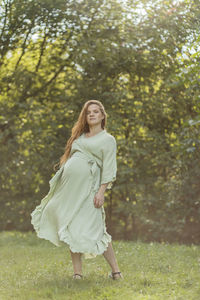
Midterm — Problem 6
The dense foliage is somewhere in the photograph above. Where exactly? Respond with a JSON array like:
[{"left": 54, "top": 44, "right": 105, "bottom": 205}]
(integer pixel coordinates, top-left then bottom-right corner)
[{"left": 1, "top": 0, "right": 200, "bottom": 243}]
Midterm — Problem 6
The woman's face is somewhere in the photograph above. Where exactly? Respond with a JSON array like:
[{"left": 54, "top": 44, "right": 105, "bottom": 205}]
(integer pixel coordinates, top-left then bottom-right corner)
[{"left": 86, "top": 104, "right": 104, "bottom": 127}]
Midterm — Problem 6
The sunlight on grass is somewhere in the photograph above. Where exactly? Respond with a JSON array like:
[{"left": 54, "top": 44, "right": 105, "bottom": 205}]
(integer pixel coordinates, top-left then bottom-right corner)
[{"left": 0, "top": 231, "right": 199, "bottom": 300}]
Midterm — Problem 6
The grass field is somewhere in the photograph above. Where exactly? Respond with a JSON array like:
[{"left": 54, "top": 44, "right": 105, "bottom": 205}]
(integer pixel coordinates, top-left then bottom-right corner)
[{"left": 0, "top": 231, "right": 199, "bottom": 300}]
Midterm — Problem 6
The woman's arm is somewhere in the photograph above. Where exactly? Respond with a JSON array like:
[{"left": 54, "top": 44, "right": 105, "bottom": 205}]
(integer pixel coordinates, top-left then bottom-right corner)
[
  {"left": 94, "top": 135, "right": 117, "bottom": 208},
  {"left": 100, "top": 136, "right": 117, "bottom": 189},
  {"left": 98, "top": 183, "right": 109, "bottom": 194}
]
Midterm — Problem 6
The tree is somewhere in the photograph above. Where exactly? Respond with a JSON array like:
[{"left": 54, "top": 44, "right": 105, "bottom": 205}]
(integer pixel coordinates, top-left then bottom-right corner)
[{"left": 1, "top": 0, "right": 200, "bottom": 243}]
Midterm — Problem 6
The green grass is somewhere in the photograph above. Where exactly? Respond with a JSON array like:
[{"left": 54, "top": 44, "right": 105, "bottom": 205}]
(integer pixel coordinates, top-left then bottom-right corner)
[{"left": 0, "top": 231, "right": 199, "bottom": 300}]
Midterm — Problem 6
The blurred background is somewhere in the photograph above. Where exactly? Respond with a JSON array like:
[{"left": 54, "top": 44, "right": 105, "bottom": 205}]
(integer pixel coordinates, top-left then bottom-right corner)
[{"left": 1, "top": 0, "right": 200, "bottom": 244}]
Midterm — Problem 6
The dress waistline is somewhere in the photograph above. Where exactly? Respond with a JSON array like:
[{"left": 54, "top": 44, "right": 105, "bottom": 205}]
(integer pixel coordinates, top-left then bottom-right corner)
[{"left": 71, "top": 151, "right": 100, "bottom": 191}]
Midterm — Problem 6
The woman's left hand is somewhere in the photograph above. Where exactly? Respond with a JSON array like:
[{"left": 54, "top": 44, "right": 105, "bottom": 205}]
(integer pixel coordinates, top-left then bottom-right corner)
[{"left": 94, "top": 191, "right": 104, "bottom": 208}]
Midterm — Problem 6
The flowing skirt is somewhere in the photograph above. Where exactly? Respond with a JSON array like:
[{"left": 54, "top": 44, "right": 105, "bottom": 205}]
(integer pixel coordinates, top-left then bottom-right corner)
[{"left": 31, "top": 151, "right": 111, "bottom": 259}]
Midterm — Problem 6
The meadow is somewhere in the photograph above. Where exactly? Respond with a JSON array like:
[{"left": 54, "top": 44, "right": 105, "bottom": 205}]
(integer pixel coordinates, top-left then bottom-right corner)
[{"left": 0, "top": 231, "right": 199, "bottom": 300}]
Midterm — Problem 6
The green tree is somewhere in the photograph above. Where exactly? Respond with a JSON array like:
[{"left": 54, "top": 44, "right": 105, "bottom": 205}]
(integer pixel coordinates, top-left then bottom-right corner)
[{"left": 1, "top": 0, "right": 200, "bottom": 243}]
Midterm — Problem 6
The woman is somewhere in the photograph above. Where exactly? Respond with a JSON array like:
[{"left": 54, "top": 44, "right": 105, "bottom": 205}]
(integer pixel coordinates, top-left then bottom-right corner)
[{"left": 31, "top": 100, "right": 123, "bottom": 280}]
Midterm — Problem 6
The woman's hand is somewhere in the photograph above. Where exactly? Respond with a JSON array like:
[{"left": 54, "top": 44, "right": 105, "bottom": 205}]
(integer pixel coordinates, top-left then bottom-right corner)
[
  {"left": 94, "top": 191, "right": 104, "bottom": 208},
  {"left": 93, "top": 183, "right": 109, "bottom": 208}
]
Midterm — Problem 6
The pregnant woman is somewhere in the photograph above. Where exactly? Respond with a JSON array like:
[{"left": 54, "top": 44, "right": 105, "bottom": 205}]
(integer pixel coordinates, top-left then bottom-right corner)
[{"left": 31, "top": 100, "right": 123, "bottom": 280}]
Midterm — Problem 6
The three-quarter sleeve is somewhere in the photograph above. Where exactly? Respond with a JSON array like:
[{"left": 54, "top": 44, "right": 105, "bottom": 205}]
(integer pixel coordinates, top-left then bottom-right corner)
[{"left": 100, "top": 136, "right": 117, "bottom": 189}]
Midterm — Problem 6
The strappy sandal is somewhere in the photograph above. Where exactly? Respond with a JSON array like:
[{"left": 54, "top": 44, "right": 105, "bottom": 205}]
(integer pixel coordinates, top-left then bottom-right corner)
[
  {"left": 72, "top": 273, "right": 83, "bottom": 279},
  {"left": 108, "top": 271, "right": 123, "bottom": 280}
]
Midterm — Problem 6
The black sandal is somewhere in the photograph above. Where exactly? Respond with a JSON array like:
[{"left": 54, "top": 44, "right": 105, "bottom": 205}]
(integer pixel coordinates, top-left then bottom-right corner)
[
  {"left": 109, "top": 271, "right": 123, "bottom": 280},
  {"left": 73, "top": 273, "right": 83, "bottom": 279}
]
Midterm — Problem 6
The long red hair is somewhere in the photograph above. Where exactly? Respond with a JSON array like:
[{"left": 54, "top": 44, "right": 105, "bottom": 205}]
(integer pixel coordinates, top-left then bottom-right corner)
[{"left": 55, "top": 100, "right": 107, "bottom": 169}]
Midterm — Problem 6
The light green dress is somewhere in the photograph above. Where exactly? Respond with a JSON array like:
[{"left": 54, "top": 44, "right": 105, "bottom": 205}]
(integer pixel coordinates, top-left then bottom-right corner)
[{"left": 31, "top": 129, "right": 117, "bottom": 259}]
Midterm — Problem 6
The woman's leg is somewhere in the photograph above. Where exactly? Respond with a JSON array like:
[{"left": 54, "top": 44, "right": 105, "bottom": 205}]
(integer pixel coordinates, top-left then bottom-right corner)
[
  {"left": 103, "top": 242, "right": 122, "bottom": 278},
  {"left": 70, "top": 250, "right": 82, "bottom": 278}
]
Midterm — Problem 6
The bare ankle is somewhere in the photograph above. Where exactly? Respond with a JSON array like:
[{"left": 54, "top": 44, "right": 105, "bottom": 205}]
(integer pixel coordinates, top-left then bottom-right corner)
[{"left": 112, "top": 268, "right": 120, "bottom": 273}]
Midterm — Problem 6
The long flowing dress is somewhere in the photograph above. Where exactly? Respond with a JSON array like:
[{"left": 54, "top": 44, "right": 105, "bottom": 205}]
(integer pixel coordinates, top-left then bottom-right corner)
[{"left": 31, "top": 129, "right": 117, "bottom": 259}]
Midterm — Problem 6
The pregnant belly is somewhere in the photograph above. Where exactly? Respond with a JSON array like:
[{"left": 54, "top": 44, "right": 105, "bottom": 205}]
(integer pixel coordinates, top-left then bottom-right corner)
[
  {"left": 63, "top": 154, "right": 91, "bottom": 179},
  {"left": 59, "top": 151, "right": 100, "bottom": 192}
]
